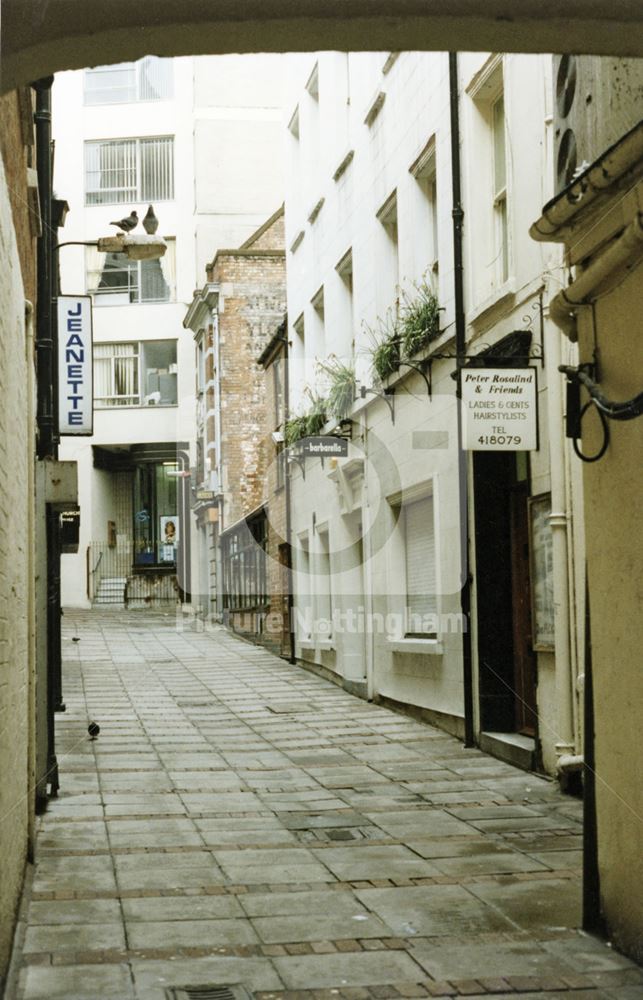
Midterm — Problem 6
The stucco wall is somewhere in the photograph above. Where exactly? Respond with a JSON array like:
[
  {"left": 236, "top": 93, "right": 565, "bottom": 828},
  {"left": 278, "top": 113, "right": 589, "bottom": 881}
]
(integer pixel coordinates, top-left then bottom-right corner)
[
  {"left": 0, "top": 99, "right": 35, "bottom": 987},
  {"left": 578, "top": 264, "right": 643, "bottom": 962}
]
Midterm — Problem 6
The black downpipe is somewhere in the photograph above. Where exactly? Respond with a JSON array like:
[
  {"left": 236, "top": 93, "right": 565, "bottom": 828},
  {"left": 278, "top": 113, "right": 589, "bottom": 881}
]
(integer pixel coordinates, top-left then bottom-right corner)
[
  {"left": 283, "top": 333, "right": 297, "bottom": 664},
  {"left": 34, "top": 77, "right": 56, "bottom": 460},
  {"left": 449, "top": 53, "right": 475, "bottom": 747}
]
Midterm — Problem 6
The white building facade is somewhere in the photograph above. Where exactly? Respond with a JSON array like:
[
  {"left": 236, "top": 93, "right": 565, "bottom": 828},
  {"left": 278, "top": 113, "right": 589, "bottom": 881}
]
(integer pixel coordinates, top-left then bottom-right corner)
[
  {"left": 283, "top": 51, "right": 585, "bottom": 777},
  {"left": 53, "top": 54, "right": 285, "bottom": 608}
]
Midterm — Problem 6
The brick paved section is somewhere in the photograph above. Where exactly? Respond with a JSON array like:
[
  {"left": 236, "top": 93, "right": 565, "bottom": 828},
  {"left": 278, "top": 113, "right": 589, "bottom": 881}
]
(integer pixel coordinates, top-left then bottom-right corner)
[{"left": 8, "top": 610, "right": 642, "bottom": 999}]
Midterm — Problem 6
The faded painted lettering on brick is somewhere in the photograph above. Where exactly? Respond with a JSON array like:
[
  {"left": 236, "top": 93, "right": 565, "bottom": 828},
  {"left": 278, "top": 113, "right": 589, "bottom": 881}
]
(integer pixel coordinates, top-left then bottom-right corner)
[{"left": 57, "top": 295, "right": 93, "bottom": 434}]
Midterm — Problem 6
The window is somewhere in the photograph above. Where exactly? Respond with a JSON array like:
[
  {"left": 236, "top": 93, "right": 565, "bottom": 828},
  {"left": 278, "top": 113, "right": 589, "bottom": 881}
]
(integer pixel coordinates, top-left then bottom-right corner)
[
  {"left": 403, "top": 494, "right": 437, "bottom": 635},
  {"left": 335, "top": 248, "right": 355, "bottom": 357},
  {"left": 311, "top": 286, "right": 326, "bottom": 358},
  {"left": 94, "top": 340, "right": 177, "bottom": 407},
  {"left": 85, "top": 136, "right": 174, "bottom": 205},
  {"left": 86, "top": 239, "right": 175, "bottom": 304},
  {"left": 410, "top": 137, "right": 439, "bottom": 283},
  {"left": 288, "top": 106, "right": 300, "bottom": 139},
  {"left": 133, "top": 461, "right": 179, "bottom": 568},
  {"left": 377, "top": 192, "right": 399, "bottom": 311},
  {"left": 306, "top": 63, "right": 319, "bottom": 101},
  {"left": 315, "top": 530, "right": 332, "bottom": 637},
  {"left": 492, "top": 94, "right": 509, "bottom": 284},
  {"left": 84, "top": 57, "right": 173, "bottom": 105}
]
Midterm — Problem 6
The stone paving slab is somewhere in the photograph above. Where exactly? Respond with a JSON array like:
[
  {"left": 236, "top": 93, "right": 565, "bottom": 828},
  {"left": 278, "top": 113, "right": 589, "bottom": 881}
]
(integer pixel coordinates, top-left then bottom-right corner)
[{"left": 8, "top": 609, "right": 639, "bottom": 1000}]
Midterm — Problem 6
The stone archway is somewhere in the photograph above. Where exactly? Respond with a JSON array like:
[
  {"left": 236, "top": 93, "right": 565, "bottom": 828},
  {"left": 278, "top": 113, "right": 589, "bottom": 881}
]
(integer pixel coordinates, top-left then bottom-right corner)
[{"left": 3, "top": 0, "right": 643, "bottom": 92}]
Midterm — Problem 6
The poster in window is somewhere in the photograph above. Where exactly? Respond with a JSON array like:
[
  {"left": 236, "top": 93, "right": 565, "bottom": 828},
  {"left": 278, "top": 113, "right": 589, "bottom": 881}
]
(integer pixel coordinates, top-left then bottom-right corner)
[
  {"left": 160, "top": 515, "right": 178, "bottom": 562},
  {"left": 528, "top": 493, "right": 555, "bottom": 650}
]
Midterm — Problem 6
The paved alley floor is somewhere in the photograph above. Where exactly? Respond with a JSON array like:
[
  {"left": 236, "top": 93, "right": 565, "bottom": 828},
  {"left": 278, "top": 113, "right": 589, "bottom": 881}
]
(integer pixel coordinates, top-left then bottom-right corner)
[{"left": 9, "top": 610, "right": 642, "bottom": 1000}]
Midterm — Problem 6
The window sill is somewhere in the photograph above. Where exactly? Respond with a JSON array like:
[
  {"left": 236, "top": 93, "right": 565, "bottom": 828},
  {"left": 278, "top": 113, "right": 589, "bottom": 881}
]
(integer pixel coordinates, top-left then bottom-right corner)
[
  {"left": 468, "top": 279, "right": 516, "bottom": 327},
  {"left": 95, "top": 403, "right": 178, "bottom": 410},
  {"left": 386, "top": 637, "right": 443, "bottom": 655}
]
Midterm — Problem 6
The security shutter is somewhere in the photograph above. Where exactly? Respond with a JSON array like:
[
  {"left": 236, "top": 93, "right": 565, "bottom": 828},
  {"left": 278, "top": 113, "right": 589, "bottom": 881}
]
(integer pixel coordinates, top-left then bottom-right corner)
[{"left": 404, "top": 494, "right": 437, "bottom": 630}]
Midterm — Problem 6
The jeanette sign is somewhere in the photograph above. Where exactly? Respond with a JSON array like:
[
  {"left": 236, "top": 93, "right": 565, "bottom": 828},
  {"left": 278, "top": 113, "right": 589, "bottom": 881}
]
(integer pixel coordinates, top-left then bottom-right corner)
[
  {"left": 57, "top": 295, "right": 93, "bottom": 435},
  {"left": 462, "top": 367, "right": 538, "bottom": 451}
]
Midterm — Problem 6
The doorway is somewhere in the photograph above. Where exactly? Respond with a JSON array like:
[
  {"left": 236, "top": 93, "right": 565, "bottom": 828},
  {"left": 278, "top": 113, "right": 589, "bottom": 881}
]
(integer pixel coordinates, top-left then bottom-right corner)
[{"left": 473, "top": 451, "right": 538, "bottom": 737}]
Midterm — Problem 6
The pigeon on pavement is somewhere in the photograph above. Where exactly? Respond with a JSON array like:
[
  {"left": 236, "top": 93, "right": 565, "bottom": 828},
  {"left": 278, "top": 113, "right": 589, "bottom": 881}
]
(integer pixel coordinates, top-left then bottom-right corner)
[
  {"left": 88, "top": 721, "right": 100, "bottom": 739},
  {"left": 143, "top": 204, "right": 159, "bottom": 235},
  {"left": 109, "top": 210, "right": 139, "bottom": 232}
]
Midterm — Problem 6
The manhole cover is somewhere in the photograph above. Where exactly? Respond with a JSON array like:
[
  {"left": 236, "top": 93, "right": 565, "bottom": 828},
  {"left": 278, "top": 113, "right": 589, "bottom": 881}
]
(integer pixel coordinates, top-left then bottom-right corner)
[{"left": 165, "top": 986, "right": 252, "bottom": 1000}]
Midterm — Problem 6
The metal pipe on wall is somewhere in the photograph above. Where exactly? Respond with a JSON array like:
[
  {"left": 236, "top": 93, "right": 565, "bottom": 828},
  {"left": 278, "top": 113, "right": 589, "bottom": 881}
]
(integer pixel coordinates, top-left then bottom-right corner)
[{"left": 449, "top": 52, "right": 475, "bottom": 747}]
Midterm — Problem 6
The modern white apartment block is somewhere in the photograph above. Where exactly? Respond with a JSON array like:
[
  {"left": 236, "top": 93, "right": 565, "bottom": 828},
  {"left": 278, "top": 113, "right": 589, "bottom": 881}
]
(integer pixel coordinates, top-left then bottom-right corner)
[
  {"left": 283, "top": 51, "right": 585, "bottom": 777},
  {"left": 53, "top": 54, "right": 285, "bottom": 609}
]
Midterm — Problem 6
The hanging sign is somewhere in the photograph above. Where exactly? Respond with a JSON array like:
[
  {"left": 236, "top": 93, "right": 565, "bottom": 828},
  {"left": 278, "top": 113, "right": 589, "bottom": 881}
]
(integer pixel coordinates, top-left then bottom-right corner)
[
  {"left": 462, "top": 367, "right": 538, "bottom": 451},
  {"left": 302, "top": 436, "right": 349, "bottom": 457},
  {"left": 58, "top": 295, "right": 93, "bottom": 435}
]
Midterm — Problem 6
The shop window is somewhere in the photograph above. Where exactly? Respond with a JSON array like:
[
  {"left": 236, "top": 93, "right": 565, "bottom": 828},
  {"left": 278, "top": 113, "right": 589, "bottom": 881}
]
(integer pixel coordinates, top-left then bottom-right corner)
[{"left": 133, "top": 462, "right": 179, "bottom": 567}]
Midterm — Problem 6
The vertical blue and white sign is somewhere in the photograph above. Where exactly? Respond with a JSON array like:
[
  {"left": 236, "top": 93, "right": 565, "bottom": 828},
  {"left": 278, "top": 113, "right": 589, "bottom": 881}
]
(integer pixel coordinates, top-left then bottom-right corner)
[{"left": 57, "top": 295, "right": 93, "bottom": 435}]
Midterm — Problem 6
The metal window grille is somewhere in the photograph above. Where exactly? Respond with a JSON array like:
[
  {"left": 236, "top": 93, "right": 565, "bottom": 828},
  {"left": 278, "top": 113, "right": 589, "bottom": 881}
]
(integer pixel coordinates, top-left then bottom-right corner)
[
  {"left": 84, "top": 58, "right": 173, "bottom": 105},
  {"left": 85, "top": 136, "right": 174, "bottom": 205},
  {"left": 222, "top": 513, "right": 268, "bottom": 612}
]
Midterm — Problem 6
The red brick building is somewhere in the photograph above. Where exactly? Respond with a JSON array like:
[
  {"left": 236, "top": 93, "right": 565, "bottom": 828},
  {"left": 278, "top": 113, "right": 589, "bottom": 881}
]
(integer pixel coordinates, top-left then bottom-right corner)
[{"left": 184, "top": 207, "right": 288, "bottom": 652}]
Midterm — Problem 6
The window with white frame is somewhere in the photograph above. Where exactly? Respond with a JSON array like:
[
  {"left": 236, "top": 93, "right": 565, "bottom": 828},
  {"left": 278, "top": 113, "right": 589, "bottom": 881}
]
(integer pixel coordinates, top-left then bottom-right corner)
[
  {"left": 492, "top": 93, "right": 509, "bottom": 284},
  {"left": 84, "top": 57, "right": 173, "bottom": 106},
  {"left": 94, "top": 340, "right": 177, "bottom": 407},
  {"left": 335, "top": 248, "right": 355, "bottom": 357},
  {"left": 377, "top": 191, "right": 399, "bottom": 312},
  {"left": 86, "top": 239, "right": 175, "bottom": 304},
  {"left": 315, "top": 529, "right": 332, "bottom": 638},
  {"left": 403, "top": 494, "right": 438, "bottom": 636},
  {"left": 410, "top": 137, "right": 439, "bottom": 284},
  {"left": 84, "top": 136, "right": 174, "bottom": 205}
]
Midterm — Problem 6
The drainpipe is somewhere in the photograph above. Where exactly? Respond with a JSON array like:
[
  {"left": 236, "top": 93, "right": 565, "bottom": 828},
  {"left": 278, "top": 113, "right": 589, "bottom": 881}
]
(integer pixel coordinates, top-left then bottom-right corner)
[
  {"left": 282, "top": 331, "right": 297, "bottom": 664},
  {"left": 213, "top": 306, "right": 224, "bottom": 617},
  {"left": 544, "top": 293, "right": 576, "bottom": 760},
  {"left": 449, "top": 52, "right": 475, "bottom": 747},
  {"left": 34, "top": 77, "right": 56, "bottom": 460},
  {"left": 25, "top": 300, "right": 37, "bottom": 853},
  {"left": 361, "top": 412, "right": 375, "bottom": 701}
]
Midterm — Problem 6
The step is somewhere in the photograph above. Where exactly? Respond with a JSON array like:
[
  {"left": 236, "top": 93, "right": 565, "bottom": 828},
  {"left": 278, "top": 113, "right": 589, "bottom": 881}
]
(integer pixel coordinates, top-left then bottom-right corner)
[{"left": 479, "top": 731, "right": 536, "bottom": 772}]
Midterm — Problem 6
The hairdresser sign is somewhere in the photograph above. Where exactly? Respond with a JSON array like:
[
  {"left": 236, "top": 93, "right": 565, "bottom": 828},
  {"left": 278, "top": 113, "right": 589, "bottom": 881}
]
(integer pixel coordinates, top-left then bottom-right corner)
[
  {"left": 57, "top": 295, "right": 93, "bottom": 435},
  {"left": 462, "top": 367, "right": 538, "bottom": 451}
]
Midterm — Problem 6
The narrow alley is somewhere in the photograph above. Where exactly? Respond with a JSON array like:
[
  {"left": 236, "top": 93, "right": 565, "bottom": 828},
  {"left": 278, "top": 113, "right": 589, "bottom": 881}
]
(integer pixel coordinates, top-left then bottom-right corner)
[{"left": 7, "top": 612, "right": 640, "bottom": 1000}]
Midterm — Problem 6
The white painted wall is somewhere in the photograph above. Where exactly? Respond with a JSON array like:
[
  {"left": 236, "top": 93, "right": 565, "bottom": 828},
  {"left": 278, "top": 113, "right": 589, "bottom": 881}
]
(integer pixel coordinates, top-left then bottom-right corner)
[{"left": 53, "top": 54, "right": 286, "bottom": 607}]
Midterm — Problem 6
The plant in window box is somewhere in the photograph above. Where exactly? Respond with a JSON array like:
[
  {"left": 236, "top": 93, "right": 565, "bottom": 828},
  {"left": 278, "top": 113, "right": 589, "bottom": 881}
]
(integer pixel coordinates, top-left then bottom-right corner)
[
  {"left": 364, "top": 308, "right": 402, "bottom": 384},
  {"left": 284, "top": 414, "right": 309, "bottom": 447},
  {"left": 399, "top": 278, "right": 440, "bottom": 360},
  {"left": 302, "top": 388, "right": 328, "bottom": 437},
  {"left": 317, "top": 356, "right": 356, "bottom": 421}
]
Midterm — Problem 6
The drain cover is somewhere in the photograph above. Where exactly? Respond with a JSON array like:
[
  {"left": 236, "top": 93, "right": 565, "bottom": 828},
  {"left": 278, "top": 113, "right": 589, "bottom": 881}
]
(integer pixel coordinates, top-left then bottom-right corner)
[
  {"left": 165, "top": 986, "right": 252, "bottom": 1000},
  {"left": 267, "top": 702, "right": 315, "bottom": 714}
]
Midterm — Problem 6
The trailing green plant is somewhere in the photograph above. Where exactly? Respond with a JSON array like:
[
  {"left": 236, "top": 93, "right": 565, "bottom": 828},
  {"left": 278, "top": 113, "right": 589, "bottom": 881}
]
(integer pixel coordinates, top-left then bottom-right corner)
[
  {"left": 284, "top": 390, "right": 328, "bottom": 446},
  {"left": 364, "top": 309, "right": 401, "bottom": 384},
  {"left": 284, "top": 414, "right": 309, "bottom": 446},
  {"left": 399, "top": 279, "right": 440, "bottom": 359},
  {"left": 317, "top": 356, "right": 356, "bottom": 421},
  {"left": 303, "top": 389, "right": 328, "bottom": 436}
]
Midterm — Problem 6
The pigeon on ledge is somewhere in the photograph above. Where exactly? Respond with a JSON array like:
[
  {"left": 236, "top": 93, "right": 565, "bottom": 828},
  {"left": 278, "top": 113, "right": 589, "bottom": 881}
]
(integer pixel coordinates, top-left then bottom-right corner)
[
  {"left": 109, "top": 210, "right": 139, "bottom": 233},
  {"left": 88, "top": 722, "right": 100, "bottom": 739},
  {"left": 143, "top": 204, "right": 159, "bottom": 235}
]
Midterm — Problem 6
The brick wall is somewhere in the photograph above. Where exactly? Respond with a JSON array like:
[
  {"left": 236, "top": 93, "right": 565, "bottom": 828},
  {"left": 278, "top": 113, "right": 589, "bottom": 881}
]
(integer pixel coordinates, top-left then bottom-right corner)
[{"left": 0, "top": 91, "right": 36, "bottom": 987}]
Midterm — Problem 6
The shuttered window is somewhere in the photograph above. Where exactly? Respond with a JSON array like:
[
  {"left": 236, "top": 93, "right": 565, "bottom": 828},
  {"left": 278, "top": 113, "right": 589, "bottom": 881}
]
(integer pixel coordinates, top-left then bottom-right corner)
[
  {"left": 404, "top": 494, "right": 437, "bottom": 634},
  {"left": 85, "top": 136, "right": 174, "bottom": 205}
]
